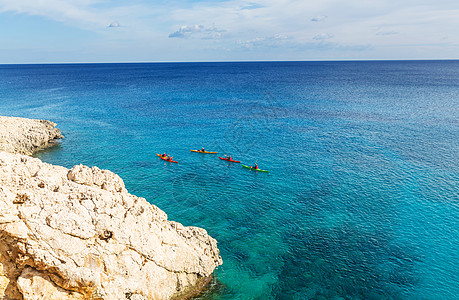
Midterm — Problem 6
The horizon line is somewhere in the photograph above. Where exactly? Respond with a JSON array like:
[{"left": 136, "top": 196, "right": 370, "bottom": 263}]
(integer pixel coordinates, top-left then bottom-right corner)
[{"left": 1, "top": 58, "right": 458, "bottom": 65}]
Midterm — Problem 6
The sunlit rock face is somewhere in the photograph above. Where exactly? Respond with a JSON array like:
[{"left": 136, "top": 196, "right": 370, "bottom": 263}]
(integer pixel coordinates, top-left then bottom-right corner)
[{"left": 0, "top": 116, "right": 222, "bottom": 299}]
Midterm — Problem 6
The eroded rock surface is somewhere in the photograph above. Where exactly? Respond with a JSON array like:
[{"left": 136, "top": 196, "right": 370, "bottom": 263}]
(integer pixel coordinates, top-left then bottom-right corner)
[
  {"left": 0, "top": 117, "right": 222, "bottom": 299},
  {"left": 0, "top": 116, "right": 63, "bottom": 155}
]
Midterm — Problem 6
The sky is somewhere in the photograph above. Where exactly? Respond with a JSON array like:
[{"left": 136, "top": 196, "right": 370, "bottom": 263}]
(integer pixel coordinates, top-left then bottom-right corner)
[{"left": 0, "top": 0, "right": 458, "bottom": 63}]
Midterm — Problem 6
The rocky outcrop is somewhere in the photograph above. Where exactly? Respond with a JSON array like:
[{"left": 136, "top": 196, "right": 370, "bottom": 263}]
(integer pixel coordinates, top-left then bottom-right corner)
[
  {"left": 0, "top": 116, "right": 63, "bottom": 155},
  {"left": 0, "top": 117, "right": 222, "bottom": 299}
]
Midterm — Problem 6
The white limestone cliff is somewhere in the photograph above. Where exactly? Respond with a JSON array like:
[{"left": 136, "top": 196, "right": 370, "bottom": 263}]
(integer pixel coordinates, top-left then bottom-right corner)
[
  {"left": 0, "top": 116, "right": 222, "bottom": 299},
  {"left": 0, "top": 116, "right": 63, "bottom": 155}
]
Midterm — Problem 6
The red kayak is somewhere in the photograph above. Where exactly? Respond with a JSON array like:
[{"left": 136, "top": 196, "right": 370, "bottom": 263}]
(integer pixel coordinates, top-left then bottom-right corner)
[
  {"left": 160, "top": 156, "right": 178, "bottom": 163},
  {"left": 218, "top": 157, "right": 241, "bottom": 163},
  {"left": 157, "top": 153, "right": 178, "bottom": 163}
]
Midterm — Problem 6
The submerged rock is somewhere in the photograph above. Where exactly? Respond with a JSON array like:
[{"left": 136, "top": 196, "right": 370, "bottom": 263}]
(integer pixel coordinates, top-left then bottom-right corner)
[{"left": 0, "top": 117, "right": 222, "bottom": 299}]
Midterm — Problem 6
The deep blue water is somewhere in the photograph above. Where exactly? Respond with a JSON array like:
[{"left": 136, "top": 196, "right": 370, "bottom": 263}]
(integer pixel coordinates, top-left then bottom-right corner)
[{"left": 1, "top": 61, "right": 458, "bottom": 299}]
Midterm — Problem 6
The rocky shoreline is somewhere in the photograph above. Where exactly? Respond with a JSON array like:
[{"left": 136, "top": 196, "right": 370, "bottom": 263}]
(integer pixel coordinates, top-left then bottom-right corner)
[
  {"left": 0, "top": 116, "right": 64, "bottom": 156},
  {"left": 0, "top": 116, "right": 222, "bottom": 299}
]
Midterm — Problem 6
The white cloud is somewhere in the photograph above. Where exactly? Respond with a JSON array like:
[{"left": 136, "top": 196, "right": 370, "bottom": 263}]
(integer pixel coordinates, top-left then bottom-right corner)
[
  {"left": 169, "top": 24, "right": 203, "bottom": 38},
  {"left": 376, "top": 31, "right": 398, "bottom": 36},
  {"left": 241, "top": 3, "right": 264, "bottom": 10},
  {"left": 311, "top": 15, "right": 327, "bottom": 22},
  {"left": 237, "top": 34, "right": 290, "bottom": 49},
  {"left": 168, "top": 24, "right": 225, "bottom": 39},
  {"left": 0, "top": 0, "right": 109, "bottom": 29},
  {"left": 313, "top": 33, "right": 333, "bottom": 40},
  {"left": 108, "top": 21, "right": 120, "bottom": 28}
]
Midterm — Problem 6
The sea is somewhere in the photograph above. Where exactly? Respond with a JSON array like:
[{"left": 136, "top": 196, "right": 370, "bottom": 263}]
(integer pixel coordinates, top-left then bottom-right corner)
[{"left": 0, "top": 61, "right": 458, "bottom": 299}]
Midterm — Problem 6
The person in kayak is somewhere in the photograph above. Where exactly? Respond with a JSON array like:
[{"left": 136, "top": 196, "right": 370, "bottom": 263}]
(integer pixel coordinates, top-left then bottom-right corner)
[
  {"left": 254, "top": 163, "right": 258, "bottom": 169},
  {"left": 168, "top": 156, "right": 174, "bottom": 162},
  {"left": 162, "top": 152, "right": 166, "bottom": 157},
  {"left": 228, "top": 156, "right": 232, "bottom": 161},
  {"left": 201, "top": 147, "right": 205, "bottom": 152}
]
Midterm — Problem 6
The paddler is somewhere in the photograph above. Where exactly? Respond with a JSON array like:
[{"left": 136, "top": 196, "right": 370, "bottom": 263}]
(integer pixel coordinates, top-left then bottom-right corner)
[
  {"left": 254, "top": 163, "right": 258, "bottom": 169},
  {"left": 201, "top": 147, "right": 205, "bottom": 152}
]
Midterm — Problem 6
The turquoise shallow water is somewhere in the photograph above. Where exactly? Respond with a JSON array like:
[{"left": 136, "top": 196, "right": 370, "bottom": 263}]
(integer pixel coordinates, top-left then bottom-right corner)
[{"left": 0, "top": 61, "right": 458, "bottom": 299}]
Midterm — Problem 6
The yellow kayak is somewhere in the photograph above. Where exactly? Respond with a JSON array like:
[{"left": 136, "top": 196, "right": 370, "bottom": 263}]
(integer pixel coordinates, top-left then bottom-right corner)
[{"left": 190, "top": 149, "right": 218, "bottom": 154}]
